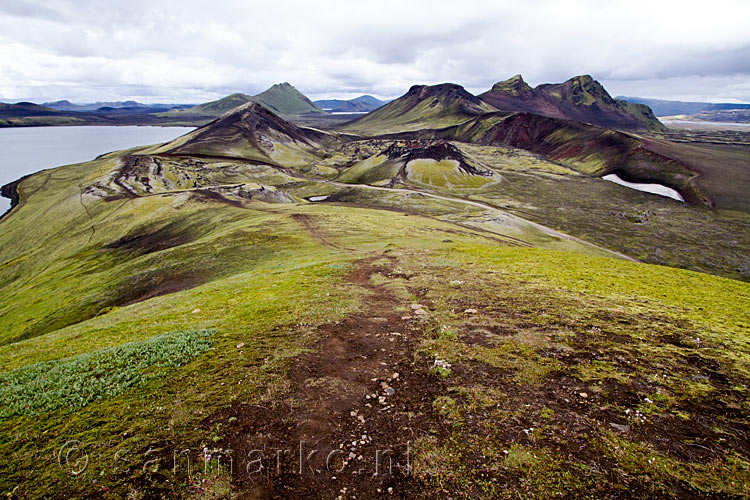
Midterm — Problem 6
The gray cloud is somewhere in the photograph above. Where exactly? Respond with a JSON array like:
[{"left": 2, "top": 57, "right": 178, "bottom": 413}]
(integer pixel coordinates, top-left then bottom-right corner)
[
  {"left": 0, "top": 0, "right": 748, "bottom": 103},
  {"left": 0, "top": 0, "right": 66, "bottom": 22}
]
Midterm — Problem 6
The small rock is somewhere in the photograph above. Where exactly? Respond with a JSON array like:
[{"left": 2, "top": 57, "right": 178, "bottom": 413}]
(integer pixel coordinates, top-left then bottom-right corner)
[
  {"left": 464, "top": 308, "right": 478, "bottom": 314},
  {"left": 414, "top": 308, "right": 428, "bottom": 316},
  {"left": 579, "top": 392, "right": 588, "bottom": 398},
  {"left": 609, "top": 422, "right": 630, "bottom": 433},
  {"left": 385, "top": 387, "right": 396, "bottom": 396},
  {"left": 236, "top": 342, "right": 245, "bottom": 349},
  {"left": 191, "top": 308, "right": 201, "bottom": 314},
  {"left": 410, "top": 304, "right": 422, "bottom": 310},
  {"left": 392, "top": 372, "right": 400, "bottom": 379}
]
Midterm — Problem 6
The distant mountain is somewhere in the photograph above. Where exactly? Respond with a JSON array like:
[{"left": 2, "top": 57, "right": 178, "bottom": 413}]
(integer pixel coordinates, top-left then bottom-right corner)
[
  {"left": 42, "top": 100, "right": 94, "bottom": 111},
  {"left": 0, "top": 102, "right": 60, "bottom": 116},
  {"left": 44, "top": 100, "right": 141, "bottom": 111},
  {"left": 314, "top": 95, "right": 388, "bottom": 113},
  {"left": 0, "top": 102, "right": 88, "bottom": 126},
  {"left": 480, "top": 75, "right": 665, "bottom": 131},
  {"left": 42, "top": 100, "right": 191, "bottom": 112},
  {"left": 341, "top": 83, "right": 496, "bottom": 135},
  {"left": 252, "top": 82, "right": 323, "bottom": 115},
  {"left": 619, "top": 96, "right": 750, "bottom": 117}
]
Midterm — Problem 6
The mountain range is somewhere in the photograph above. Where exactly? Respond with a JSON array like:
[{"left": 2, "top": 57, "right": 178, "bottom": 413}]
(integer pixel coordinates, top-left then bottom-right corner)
[
  {"left": 2, "top": 76, "right": 667, "bottom": 131},
  {"left": 42, "top": 100, "right": 193, "bottom": 112}
]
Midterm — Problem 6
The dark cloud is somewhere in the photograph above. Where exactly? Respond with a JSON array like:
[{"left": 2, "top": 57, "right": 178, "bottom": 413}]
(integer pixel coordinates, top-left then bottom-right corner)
[{"left": 0, "top": 0, "right": 65, "bottom": 21}]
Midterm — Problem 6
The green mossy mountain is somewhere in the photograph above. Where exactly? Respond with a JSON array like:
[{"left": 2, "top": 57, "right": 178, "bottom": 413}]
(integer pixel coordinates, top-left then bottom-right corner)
[
  {"left": 340, "top": 83, "right": 497, "bottom": 135},
  {"left": 481, "top": 74, "right": 665, "bottom": 131},
  {"left": 253, "top": 82, "right": 324, "bottom": 115}
]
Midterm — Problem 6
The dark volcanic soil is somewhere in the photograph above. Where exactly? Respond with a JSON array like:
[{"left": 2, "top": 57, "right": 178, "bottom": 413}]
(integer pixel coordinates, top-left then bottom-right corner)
[{"left": 217, "top": 255, "right": 443, "bottom": 499}]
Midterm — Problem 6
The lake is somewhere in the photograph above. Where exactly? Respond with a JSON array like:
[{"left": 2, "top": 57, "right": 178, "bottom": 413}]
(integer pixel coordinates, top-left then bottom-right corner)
[{"left": 0, "top": 126, "right": 194, "bottom": 214}]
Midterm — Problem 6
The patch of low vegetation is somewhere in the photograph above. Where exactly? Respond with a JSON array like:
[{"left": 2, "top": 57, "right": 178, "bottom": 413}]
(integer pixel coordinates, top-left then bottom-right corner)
[
  {"left": 398, "top": 249, "right": 750, "bottom": 498},
  {"left": 0, "top": 329, "right": 214, "bottom": 417}
]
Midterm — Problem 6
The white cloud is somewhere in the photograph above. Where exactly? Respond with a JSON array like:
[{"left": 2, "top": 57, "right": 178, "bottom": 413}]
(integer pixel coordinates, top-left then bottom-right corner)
[{"left": 0, "top": 0, "right": 748, "bottom": 103}]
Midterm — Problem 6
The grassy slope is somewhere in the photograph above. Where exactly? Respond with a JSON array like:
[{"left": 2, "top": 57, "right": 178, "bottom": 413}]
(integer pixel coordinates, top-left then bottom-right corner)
[
  {"left": 0, "top": 134, "right": 748, "bottom": 498},
  {"left": 404, "top": 246, "right": 749, "bottom": 498},
  {"left": 340, "top": 94, "right": 496, "bottom": 135}
]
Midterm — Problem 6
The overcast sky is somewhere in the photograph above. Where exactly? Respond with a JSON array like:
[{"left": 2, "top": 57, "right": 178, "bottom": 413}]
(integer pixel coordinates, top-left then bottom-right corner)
[{"left": 1, "top": 0, "right": 748, "bottom": 104}]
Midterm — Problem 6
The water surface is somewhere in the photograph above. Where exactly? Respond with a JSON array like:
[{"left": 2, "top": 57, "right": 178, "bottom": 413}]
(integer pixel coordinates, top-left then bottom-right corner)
[{"left": 0, "top": 126, "right": 194, "bottom": 213}]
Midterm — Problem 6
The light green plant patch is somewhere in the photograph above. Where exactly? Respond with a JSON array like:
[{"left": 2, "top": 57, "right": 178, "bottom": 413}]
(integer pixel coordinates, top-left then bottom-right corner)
[
  {"left": 576, "top": 359, "right": 631, "bottom": 384},
  {"left": 406, "top": 159, "right": 497, "bottom": 189},
  {"left": 0, "top": 329, "right": 214, "bottom": 417}
]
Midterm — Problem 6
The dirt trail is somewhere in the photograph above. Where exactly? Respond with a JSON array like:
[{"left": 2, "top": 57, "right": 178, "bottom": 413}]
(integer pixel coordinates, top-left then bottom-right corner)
[
  {"left": 222, "top": 255, "right": 439, "bottom": 499},
  {"left": 290, "top": 213, "right": 349, "bottom": 251}
]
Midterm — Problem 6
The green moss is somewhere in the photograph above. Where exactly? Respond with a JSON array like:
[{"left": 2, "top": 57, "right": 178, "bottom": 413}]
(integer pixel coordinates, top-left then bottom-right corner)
[
  {"left": 576, "top": 360, "right": 631, "bottom": 384},
  {"left": 0, "top": 329, "right": 214, "bottom": 417}
]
